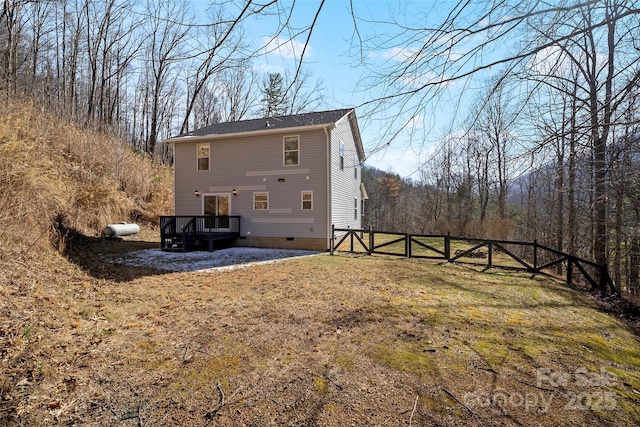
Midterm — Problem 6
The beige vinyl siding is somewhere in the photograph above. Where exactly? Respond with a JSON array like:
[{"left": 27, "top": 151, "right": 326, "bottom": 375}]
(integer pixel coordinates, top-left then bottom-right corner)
[
  {"left": 173, "top": 129, "right": 329, "bottom": 240},
  {"left": 330, "top": 114, "right": 362, "bottom": 230}
]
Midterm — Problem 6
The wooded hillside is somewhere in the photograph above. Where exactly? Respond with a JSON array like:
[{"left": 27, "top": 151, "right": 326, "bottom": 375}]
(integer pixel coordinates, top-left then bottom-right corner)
[{"left": 0, "top": 99, "right": 172, "bottom": 263}]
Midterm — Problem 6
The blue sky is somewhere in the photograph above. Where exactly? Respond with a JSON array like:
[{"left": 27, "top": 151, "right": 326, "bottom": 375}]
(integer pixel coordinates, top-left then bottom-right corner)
[{"left": 240, "top": 0, "right": 459, "bottom": 179}]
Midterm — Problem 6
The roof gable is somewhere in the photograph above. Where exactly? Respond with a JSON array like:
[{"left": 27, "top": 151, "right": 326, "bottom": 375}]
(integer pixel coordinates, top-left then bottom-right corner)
[{"left": 182, "top": 109, "right": 353, "bottom": 137}]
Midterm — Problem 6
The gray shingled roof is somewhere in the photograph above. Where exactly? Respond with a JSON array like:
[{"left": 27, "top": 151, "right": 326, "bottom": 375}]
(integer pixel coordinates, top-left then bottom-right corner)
[{"left": 182, "top": 108, "right": 353, "bottom": 137}]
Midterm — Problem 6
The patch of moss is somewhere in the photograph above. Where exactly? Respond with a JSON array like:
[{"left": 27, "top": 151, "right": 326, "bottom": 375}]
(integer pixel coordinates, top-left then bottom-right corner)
[
  {"left": 472, "top": 336, "right": 510, "bottom": 366},
  {"left": 465, "top": 305, "right": 488, "bottom": 321},
  {"left": 506, "top": 313, "right": 526, "bottom": 326},
  {"left": 313, "top": 376, "right": 330, "bottom": 397},
  {"left": 560, "top": 330, "right": 640, "bottom": 369},
  {"left": 607, "top": 367, "right": 640, "bottom": 392},
  {"left": 419, "top": 307, "right": 440, "bottom": 325},
  {"left": 334, "top": 354, "right": 356, "bottom": 371},
  {"left": 420, "top": 394, "right": 448, "bottom": 414},
  {"left": 78, "top": 307, "right": 95, "bottom": 319},
  {"left": 509, "top": 337, "right": 548, "bottom": 360},
  {"left": 373, "top": 343, "right": 437, "bottom": 377},
  {"left": 184, "top": 354, "right": 243, "bottom": 387}
]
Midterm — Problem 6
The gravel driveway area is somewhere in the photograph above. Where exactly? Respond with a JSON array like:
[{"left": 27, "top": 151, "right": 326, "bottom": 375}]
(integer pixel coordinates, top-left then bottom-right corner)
[{"left": 117, "top": 247, "right": 322, "bottom": 272}]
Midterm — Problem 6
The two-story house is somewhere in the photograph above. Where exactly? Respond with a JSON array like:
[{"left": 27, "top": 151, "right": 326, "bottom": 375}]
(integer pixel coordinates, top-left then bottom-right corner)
[{"left": 160, "top": 108, "right": 366, "bottom": 251}]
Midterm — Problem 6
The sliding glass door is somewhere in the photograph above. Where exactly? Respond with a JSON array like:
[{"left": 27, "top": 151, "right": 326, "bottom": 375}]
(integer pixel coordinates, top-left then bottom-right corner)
[{"left": 203, "top": 194, "right": 230, "bottom": 230}]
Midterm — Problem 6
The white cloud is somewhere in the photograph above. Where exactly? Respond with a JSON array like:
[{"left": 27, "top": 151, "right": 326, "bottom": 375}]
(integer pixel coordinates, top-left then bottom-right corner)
[
  {"left": 253, "top": 61, "right": 283, "bottom": 75},
  {"left": 380, "top": 46, "right": 420, "bottom": 62},
  {"left": 365, "top": 139, "right": 440, "bottom": 180},
  {"left": 529, "top": 45, "right": 565, "bottom": 75},
  {"left": 441, "top": 48, "right": 463, "bottom": 62},
  {"left": 262, "top": 35, "right": 311, "bottom": 60},
  {"left": 370, "top": 44, "right": 458, "bottom": 90},
  {"left": 366, "top": 146, "right": 419, "bottom": 177},
  {"left": 406, "top": 114, "right": 425, "bottom": 130}
]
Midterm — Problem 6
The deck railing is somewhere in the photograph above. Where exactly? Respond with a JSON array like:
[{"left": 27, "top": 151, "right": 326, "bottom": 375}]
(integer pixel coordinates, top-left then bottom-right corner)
[{"left": 160, "top": 215, "right": 241, "bottom": 251}]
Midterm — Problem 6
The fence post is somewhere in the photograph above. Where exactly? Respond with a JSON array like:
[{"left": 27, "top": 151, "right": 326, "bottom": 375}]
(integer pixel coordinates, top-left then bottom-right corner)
[
  {"left": 350, "top": 230, "right": 354, "bottom": 253},
  {"left": 406, "top": 233, "right": 411, "bottom": 258},
  {"left": 445, "top": 232, "right": 451, "bottom": 261},
  {"left": 330, "top": 224, "right": 335, "bottom": 255},
  {"left": 567, "top": 258, "right": 573, "bottom": 286},
  {"left": 488, "top": 241, "right": 493, "bottom": 268},
  {"left": 369, "top": 227, "right": 373, "bottom": 255},
  {"left": 533, "top": 240, "right": 538, "bottom": 272}
]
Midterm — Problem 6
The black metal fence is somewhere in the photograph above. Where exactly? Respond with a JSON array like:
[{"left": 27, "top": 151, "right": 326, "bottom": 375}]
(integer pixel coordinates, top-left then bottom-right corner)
[{"left": 331, "top": 226, "right": 617, "bottom": 296}]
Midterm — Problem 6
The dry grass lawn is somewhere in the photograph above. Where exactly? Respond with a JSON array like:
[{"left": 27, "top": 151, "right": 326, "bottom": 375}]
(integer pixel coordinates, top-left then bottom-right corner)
[{"left": 2, "top": 235, "right": 640, "bottom": 426}]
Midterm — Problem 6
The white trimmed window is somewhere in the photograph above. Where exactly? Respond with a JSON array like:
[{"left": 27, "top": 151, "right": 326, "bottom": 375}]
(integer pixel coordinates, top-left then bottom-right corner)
[
  {"left": 354, "top": 154, "right": 359, "bottom": 179},
  {"left": 302, "top": 191, "right": 313, "bottom": 210},
  {"left": 254, "top": 192, "right": 269, "bottom": 210},
  {"left": 339, "top": 141, "right": 345, "bottom": 170},
  {"left": 354, "top": 197, "right": 358, "bottom": 220},
  {"left": 284, "top": 136, "right": 299, "bottom": 166},
  {"left": 197, "top": 143, "right": 210, "bottom": 171}
]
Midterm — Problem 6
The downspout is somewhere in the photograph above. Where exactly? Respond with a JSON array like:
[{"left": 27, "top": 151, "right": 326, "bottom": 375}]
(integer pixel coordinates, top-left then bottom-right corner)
[
  {"left": 325, "top": 126, "right": 332, "bottom": 250},
  {"left": 172, "top": 141, "right": 177, "bottom": 215}
]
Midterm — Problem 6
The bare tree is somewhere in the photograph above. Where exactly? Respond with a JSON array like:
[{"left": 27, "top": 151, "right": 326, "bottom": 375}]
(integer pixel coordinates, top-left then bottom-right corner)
[
  {"left": 283, "top": 67, "right": 324, "bottom": 115},
  {"left": 57, "top": 0, "right": 86, "bottom": 120},
  {"left": 471, "top": 79, "right": 519, "bottom": 223},
  {"left": 520, "top": 0, "right": 640, "bottom": 290},
  {"left": 217, "top": 60, "right": 259, "bottom": 122},
  {"left": 82, "top": 0, "right": 141, "bottom": 127},
  {"left": 420, "top": 138, "right": 457, "bottom": 232},
  {"left": 0, "top": 0, "right": 28, "bottom": 95},
  {"left": 143, "top": 0, "right": 192, "bottom": 155},
  {"left": 25, "top": 0, "right": 55, "bottom": 99},
  {"left": 315, "top": 0, "right": 640, "bottom": 291},
  {"left": 179, "top": 3, "right": 251, "bottom": 134}
]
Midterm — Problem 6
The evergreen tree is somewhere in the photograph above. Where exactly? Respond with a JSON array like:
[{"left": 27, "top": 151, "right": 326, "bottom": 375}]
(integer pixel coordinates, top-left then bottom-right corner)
[{"left": 261, "top": 73, "right": 287, "bottom": 118}]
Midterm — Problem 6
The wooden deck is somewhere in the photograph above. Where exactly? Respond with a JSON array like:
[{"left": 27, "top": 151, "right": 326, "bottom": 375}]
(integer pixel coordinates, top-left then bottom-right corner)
[{"left": 160, "top": 216, "right": 241, "bottom": 252}]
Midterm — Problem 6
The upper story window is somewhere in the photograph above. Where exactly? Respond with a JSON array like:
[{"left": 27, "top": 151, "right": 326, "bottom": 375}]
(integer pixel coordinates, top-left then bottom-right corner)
[
  {"left": 284, "top": 136, "right": 299, "bottom": 166},
  {"left": 254, "top": 192, "right": 269, "bottom": 210},
  {"left": 339, "top": 141, "right": 345, "bottom": 170},
  {"left": 197, "top": 143, "right": 210, "bottom": 171},
  {"left": 302, "top": 191, "right": 313, "bottom": 210},
  {"left": 354, "top": 154, "right": 359, "bottom": 179}
]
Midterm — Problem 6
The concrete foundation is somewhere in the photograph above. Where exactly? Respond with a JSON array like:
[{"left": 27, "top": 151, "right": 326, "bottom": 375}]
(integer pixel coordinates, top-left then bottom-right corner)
[{"left": 233, "top": 236, "right": 327, "bottom": 251}]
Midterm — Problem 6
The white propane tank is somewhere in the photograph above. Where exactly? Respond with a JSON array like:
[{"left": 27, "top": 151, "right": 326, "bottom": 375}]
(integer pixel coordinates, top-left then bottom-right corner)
[{"left": 102, "top": 222, "right": 140, "bottom": 237}]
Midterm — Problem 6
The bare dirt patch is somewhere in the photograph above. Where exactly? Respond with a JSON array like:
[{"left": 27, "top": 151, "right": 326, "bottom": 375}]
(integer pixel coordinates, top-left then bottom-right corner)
[{"left": 2, "top": 240, "right": 640, "bottom": 426}]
